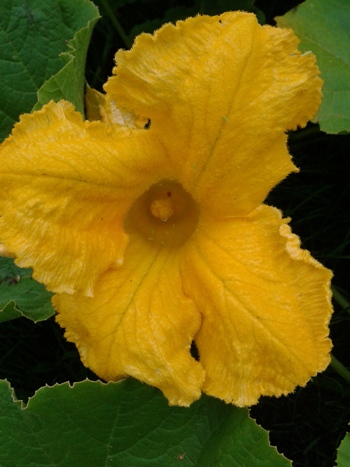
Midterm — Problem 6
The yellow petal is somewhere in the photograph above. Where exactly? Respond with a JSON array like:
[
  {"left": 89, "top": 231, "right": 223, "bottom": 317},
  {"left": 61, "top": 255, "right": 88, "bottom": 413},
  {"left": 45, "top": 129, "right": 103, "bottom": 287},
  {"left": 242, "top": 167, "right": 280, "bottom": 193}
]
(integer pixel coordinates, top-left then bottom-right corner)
[
  {"left": 0, "top": 101, "right": 168, "bottom": 295},
  {"left": 181, "top": 205, "right": 333, "bottom": 407},
  {"left": 54, "top": 231, "right": 205, "bottom": 407},
  {"left": 85, "top": 86, "right": 148, "bottom": 128},
  {"left": 104, "top": 12, "right": 322, "bottom": 216}
]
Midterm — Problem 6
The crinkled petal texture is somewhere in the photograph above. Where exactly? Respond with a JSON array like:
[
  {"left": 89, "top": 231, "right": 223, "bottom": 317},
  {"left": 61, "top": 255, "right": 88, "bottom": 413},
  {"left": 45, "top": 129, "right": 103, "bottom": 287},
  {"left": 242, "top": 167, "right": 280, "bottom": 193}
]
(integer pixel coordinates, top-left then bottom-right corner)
[
  {"left": 181, "top": 206, "right": 332, "bottom": 406},
  {"left": 54, "top": 232, "right": 205, "bottom": 407},
  {"left": 54, "top": 204, "right": 332, "bottom": 407},
  {"left": 105, "top": 12, "right": 322, "bottom": 216},
  {"left": 0, "top": 12, "right": 331, "bottom": 407},
  {"left": 0, "top": 101, "right": 169, "bottom": 295}
]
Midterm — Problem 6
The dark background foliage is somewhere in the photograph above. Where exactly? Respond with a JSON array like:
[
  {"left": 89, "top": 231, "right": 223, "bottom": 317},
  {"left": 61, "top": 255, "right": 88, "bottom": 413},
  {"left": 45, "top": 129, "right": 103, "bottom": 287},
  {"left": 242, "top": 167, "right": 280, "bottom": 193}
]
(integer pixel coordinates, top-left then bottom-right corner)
[{"left": 1, "top": 1, "right": 349, "bottom": 466}]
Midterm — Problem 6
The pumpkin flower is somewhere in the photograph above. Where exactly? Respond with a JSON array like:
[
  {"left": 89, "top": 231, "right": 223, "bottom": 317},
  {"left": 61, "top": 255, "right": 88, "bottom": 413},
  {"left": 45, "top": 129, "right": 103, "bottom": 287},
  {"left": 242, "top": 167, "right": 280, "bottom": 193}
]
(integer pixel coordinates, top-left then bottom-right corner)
[{"left": 0, "top": 12, "right": 333, "bottom": 407}]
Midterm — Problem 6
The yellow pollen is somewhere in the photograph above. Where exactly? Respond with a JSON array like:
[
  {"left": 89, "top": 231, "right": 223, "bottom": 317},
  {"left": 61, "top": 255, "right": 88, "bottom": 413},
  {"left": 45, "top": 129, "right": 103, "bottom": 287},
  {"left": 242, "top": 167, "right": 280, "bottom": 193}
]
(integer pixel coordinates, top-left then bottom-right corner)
[{"left": 150, "top": 198, "right": 174, "bottom": 222}]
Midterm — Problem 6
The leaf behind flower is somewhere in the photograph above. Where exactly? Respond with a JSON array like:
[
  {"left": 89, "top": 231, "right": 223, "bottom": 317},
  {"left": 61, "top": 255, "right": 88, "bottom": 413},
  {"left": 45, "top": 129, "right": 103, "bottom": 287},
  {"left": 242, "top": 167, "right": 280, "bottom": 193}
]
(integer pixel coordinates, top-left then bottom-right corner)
[
  {"left": 0, "top": 0, "right": 100, "bottom": 142},
  {"left": 276, "top": 0, "right": 350, "bottom": 134},
  {"left": 0, "top": 378, "right": 291, "bottom": 466}
]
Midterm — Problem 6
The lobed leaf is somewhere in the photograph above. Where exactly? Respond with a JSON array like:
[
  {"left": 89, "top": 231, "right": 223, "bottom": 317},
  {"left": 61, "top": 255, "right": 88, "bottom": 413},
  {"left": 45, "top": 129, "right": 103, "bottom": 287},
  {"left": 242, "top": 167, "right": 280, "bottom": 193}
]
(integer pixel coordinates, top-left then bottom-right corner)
[
  {"left": 33, "top": 0, "right": 100, "bottom": 114},
  {"left": 336, "top": 431, "right": 350, "bottom": 467},
  {"left": 0, "top": 258, "right": 54, "bottom": 323},
  {"left": 0, "top": 378, "right": 291, "bottom": 466},
  {"left": 276, "top": 0, "right": 350, "bottom": 134},
  {"left": 0, "top": 0, "right": 100, "bottom": 142}
]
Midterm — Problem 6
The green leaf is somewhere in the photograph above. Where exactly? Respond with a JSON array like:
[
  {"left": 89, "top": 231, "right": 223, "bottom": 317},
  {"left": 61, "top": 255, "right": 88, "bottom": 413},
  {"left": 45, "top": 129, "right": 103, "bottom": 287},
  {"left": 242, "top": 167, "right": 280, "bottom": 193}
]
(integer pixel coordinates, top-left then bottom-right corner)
[
  {"left": 0, "top": 0, "right": 100, "bottom": 142},
  {"left": 336, "top": 432, "right": 350, "bottom": 467},
  {"left": 33, "top": 0, "right": 100, "bottom": 114},
  {"left": 0, "top": 258, "right": 54, "bottom": 323},
  {"left": 0, "top": 378, "right": 291, "bottom": 466},
  {"left": 276, "top": 0, "right": 350, "bottom": 134}
]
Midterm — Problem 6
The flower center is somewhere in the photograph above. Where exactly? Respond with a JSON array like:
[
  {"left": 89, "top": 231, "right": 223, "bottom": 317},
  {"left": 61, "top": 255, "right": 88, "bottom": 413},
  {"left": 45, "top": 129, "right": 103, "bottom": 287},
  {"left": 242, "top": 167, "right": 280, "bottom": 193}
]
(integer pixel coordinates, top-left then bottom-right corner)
[
  {"left": 150, "top": 196, "right": 174, "bottom": 222},
  {"left": 125, "top": 180, "right": 199, "bottom": 247}
]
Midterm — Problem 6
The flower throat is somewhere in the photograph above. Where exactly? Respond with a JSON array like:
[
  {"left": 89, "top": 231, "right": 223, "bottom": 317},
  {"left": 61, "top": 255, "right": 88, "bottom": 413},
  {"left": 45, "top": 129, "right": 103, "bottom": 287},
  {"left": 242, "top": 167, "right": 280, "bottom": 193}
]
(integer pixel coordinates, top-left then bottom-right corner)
[{"left": 125, "top": 180, "right": 199, "bottom": 247}]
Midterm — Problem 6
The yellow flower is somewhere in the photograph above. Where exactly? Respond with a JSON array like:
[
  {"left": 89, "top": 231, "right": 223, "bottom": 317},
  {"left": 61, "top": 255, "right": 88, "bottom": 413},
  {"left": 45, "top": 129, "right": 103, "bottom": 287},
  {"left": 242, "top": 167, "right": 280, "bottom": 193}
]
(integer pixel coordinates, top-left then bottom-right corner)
[{"left": 0, "top": 12, "right": 332, "bottom": 407}]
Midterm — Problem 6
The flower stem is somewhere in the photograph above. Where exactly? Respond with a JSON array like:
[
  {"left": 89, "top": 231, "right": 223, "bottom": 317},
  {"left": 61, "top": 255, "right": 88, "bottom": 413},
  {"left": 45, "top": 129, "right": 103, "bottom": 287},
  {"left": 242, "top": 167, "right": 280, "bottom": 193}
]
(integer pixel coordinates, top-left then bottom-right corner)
[
  {"left": 330, "top": 354, "right": 350, "bottom": 385},
  {"left": 331, "top": 285, "right": 350, "bottom": 314},
  {"left": 99, "top": 0, "right": 132, "bottom": 49}
]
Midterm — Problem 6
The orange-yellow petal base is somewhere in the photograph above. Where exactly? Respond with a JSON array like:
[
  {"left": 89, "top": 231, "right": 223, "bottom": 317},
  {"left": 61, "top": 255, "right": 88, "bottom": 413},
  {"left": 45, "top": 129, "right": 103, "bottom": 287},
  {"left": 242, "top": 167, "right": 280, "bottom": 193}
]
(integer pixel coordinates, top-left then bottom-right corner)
[
  {"left": 55, "top": 184, "right": 332, "bottom": 407},
  {"left": 55, "top": 181, "right": 204, "bottom": 406}
]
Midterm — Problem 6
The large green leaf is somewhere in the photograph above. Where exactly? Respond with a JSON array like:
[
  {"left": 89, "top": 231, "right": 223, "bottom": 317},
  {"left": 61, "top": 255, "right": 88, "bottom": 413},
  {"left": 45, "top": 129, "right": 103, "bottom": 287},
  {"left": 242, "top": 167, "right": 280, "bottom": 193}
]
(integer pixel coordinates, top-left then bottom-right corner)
[
  {"left": 0, "top": 0, "right": 100, "bottom": 142},
  {"left": 336, "top": 432, "right": 350, "bottom": 467},
  {"left": 276, "top": 0, "right": 350, "bottom": 134},
  {"left": 0, "top": 378, "right": 291, "bottom": 466},
  {"left": 0, "top": 258, "right": 54, "bottom": 323},
  {"left": 33, "top": 0, "right": 100, "bottom": 113}
]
